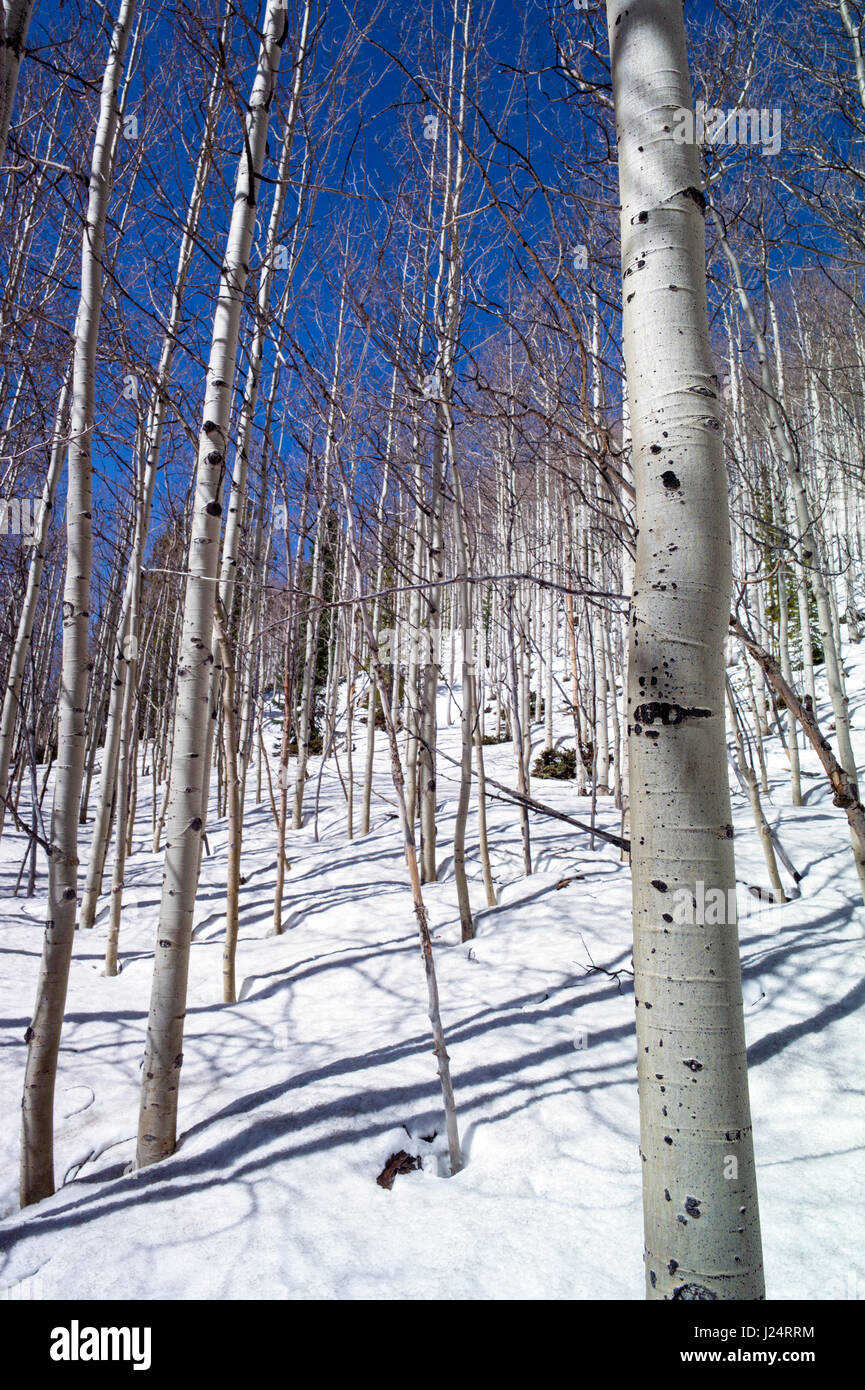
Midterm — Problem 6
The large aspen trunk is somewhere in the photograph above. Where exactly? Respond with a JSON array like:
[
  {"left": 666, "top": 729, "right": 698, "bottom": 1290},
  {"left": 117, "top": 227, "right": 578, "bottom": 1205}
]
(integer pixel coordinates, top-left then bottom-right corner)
[
  {"left": 136, "top": 0, "right": 288, "bottom": 1170},
  {"left": 606, "top": 0, "right": 764, "bottom": 1298},
  {"left": 19, "top": 0, "right": 139, "bottom": 1209}
]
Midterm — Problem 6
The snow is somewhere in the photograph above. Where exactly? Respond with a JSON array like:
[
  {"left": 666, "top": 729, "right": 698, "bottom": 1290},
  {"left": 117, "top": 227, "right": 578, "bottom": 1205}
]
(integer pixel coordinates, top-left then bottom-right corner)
[{"left": 1, "top": 644, "right": 864, "bottom": 1301}]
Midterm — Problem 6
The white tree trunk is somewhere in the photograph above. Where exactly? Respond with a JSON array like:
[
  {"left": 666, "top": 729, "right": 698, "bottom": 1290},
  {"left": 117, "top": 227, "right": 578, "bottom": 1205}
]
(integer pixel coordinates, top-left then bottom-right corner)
[
  {"left": 0, "top": 363, "right": 71, "bottom": 836},
  {"left": 0, "top": 0, "right": 36, "bottom": 168},
  {"left": 607, "top": 0, "right": 764, "bottom": 1298},
  {"left": 78, "top": 8, "right": 230, "bottom": 931},
  {"left": 137, "top": 0, "right": 288, "bottom": 1170},
  {"left": 20, "top": 0, "right": 138, "bottom": 1208}
]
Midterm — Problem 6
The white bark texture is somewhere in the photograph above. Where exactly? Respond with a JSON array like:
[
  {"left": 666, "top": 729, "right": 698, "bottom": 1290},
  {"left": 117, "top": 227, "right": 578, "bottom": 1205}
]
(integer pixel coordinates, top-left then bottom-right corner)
[
  {"left": 137, "top": 0, "right": 288, "bottom": 1169},
  {"left": 607, "top": 0, "right": 765, "bottom": 1299}
]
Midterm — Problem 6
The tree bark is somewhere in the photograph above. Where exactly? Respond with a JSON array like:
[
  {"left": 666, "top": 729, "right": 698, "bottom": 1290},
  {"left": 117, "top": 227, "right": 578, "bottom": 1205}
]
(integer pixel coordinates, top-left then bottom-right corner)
[
  {"left": 606, "top": 0, "right": 765, "bottom": 1299},
  {"left": 0, "top": 362, "right": 71, "bottom": 836},
  {"left": 137, "top": 0, "right": 288, "bottom": 1170},
  {"left": 78, "top": 6, "right": 229, "bottom": 931},
  {"left": 0, "top": 0, "right": 36, "bottom": 168},
  {"left": 20, "top": 0, "right": 139, "bottom": 1208}
]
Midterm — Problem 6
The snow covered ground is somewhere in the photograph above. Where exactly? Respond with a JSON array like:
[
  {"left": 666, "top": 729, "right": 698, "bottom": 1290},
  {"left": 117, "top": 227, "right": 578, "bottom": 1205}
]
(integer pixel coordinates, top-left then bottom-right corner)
[{"left": 1, "top": 643, "right": 863, "bottom": 1301}]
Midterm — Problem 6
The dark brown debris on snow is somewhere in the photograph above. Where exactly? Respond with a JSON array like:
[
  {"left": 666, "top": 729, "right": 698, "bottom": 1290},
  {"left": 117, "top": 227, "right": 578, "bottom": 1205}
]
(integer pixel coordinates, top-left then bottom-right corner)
[{"left": 376, "top": 1150, "right": 422, "bottom": 1190}]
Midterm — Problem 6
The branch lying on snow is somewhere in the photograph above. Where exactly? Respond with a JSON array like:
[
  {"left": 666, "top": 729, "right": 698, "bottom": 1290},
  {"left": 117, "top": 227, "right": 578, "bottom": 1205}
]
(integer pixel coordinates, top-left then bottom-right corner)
[
  {"left": 434, "top": 743, "right": 630, "bottom": 852},
  {"left": 730, "top": 613, "right": 865, "bottom": 860},
  {"left": 576, "top": 934, "right": 634, "bottom": 994}
]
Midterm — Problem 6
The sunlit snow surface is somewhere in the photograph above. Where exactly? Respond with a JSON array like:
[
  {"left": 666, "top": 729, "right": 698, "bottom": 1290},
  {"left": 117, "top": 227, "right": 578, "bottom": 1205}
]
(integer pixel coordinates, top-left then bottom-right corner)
[{"left": 1, "top": 642, "right": 863, "bottom": 1300}]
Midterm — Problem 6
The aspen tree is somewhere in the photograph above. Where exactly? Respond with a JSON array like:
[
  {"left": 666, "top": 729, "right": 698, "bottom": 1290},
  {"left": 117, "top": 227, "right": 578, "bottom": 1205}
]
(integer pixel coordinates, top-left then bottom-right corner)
[
  {"left": 213, "top": 600, "right": 241, "bottom": 1002},
  {"left": 361, "top": 435, "right": 393, "bottom": 837},
  {"left": 732, "top": 613, "right": 865, "bottom": 859},
  {"left": 606, "top": 0, "right": 764, "bottom": 1298},
  {"left": 725, "top": 679, "right": 786, "bottom": 904},
  {"left": 839, "top": 0, "right": 865, "bottom": 111},
  {"left": 19, "top": 0, "right": 139, "bottom": 1208},
  {"left": 713, "top": 215, "right": 858, "bottom": 796},
  {"left": 137, "top": 0, "right": 289, "bottom": 1170},
  {"left": 337, "top": 464, "right": 463, "bottom": 1177},
  {"left": 206, "top": 4, "right": 312, "bottom": 989},
  {"left": 202, "top": 0, "right": 312, "bottom": 850},
  {"left": 79, "top": 7, "right": 231, "bottom": 932},
  {"left": 293, "top": 316, "right": 342, "bottom": 832},
  {"left": 776, "top": 565, "right": 802, "bottom": 805},
  {"left": 0, "top": 362, "right": 70, "bottom": 835},
  {"left": 433, "top": 0, "right": 474, "bottom": 932},
  {"left": 273, "top": 471, "right": 309, "bottom": 933},
  {"left": 104, "top": 446, "right": 143, "bottom": 978},
  {"left": 0, "top": 0, "right": 35, "bottom": 169},
  {"left": 419, "top": 424, "right": 444, "bottom": 881},
  {"left": 404, "top": 441, "right": 426, "bottom": 827}
]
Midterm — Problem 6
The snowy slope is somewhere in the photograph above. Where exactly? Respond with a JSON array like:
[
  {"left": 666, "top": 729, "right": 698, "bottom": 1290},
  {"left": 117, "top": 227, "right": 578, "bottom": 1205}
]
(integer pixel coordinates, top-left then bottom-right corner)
[{"left": 0, "top": 644, "right": 863, "bottom": 1301}]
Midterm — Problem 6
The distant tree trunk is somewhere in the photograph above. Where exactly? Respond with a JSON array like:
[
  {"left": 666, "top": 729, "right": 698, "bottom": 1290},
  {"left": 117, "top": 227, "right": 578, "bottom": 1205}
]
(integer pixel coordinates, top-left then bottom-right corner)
[
  {"left": 606, "top": 0, "right": 765, "bottom": 1299},
  {"left": 0, "top": 362, "right": 71, "bottom": 837},
  {"left": 293, "top": 300, "right": 343, "bottom": 833},
  {"left": 338, "top": 465, "right": 463, "bottom": 1177},
  {"left": 713, "top": 210, "right": 858, "bottom": 794},
  {"left": 273, "top": 478, "right": 307, "bottom": 934},
  {"left": 725, "top": 679, "right": 785, "bottom": 904},
  {"left": 360, "top": 445, "right": 390, "bottom": 837},
  {"left": 20, "top": 0, "right": 139, "bottom": 1209},
  {"left": 450, "top": 450, "right": 475, "bottom": 941},
  {"left": 104, "top": 491, "right": 142, "bottom": 978},
  {"left": 731, "top": 614, "right": 865, "bottom": 884},
  {"left": 213, "top": 601, "right": 241, "bottom": 1003},
  {"left": 419, "top": 424, "right": 444, "bottom": 882},
  {"left": 776, "top": 569, "right": 802, "bottom": 805},
  {"left": 137, "top": 0, "right": 288, "bottom": 1170}
]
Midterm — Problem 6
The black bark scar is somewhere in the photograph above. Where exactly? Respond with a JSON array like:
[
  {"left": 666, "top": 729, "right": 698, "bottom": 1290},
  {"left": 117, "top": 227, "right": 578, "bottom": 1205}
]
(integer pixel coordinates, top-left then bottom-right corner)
[{"left": 633, "top": 702, "right": 711, "bottom": 726}]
